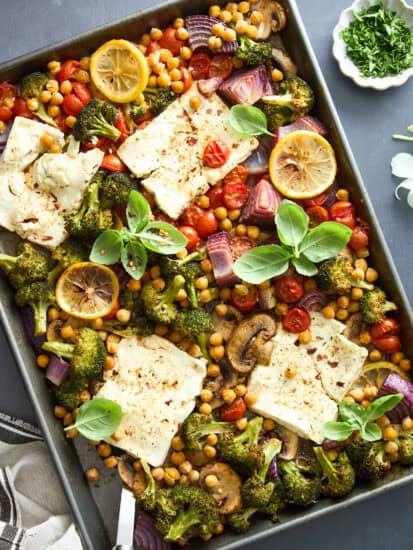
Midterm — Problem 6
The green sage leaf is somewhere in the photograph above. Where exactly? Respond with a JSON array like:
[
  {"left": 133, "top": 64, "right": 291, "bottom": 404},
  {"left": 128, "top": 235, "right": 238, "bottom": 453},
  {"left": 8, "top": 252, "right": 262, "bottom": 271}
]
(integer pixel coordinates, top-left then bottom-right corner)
[
  {"left": 89, "top": 230, "right": 123, "bottom": 265},
  {"left": 233, "top": 244, "right": 291, "bottom": 284}
]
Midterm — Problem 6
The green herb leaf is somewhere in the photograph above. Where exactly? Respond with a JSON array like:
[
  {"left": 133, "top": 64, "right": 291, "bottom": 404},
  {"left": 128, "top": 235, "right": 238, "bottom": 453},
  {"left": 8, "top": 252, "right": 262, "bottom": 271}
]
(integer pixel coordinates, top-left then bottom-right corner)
[
  {"left": 276, "top": 200, "right": 309, "bottom": 249},
  {"left": 363, "top": 393, "right": 404, "bottom": 422},
  {"left": 65, "top": 398, "right": 122, "bottom": 440},
  {"left": 338, "top": 401, "right": 365, "bottom": 428},
  {"left": 360, "top": 423, "right": 382, "bottom": 442},
  {"left": 89, "top": 230, "right": 123, "bottom": 265},
  {"left": 298, "top": 222, "right": 352, "bottom": 263},
  {"left": 322, "top": 421, "right": 354, "bottom": 442},
  {"left": 228, "top": 105, "right": 274, "bottom": 137},
  {"left": 137, "top": 221, "right": 188, "bottom": 255},
  {"left": 291, "top": 255, "right": 318, "bottom": 276},
  {"left": 126, "top": 190, "right": 151, "bottom": 234},
  {"left": 120, "top": 239, "right": 147, "bottom": 280},
  {"left": 233, "top": 244, "right": 291, "bottom": 284}
]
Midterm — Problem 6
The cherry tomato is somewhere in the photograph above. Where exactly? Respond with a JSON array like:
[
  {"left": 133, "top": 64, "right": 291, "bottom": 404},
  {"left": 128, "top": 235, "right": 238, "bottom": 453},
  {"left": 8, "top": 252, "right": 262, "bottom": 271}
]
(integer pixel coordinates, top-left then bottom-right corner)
[
  {"left": 209, "top": 53, "right": 233, "bottom": 80},
  {"left": 330, "top": 201, "right": 356, "bottom": 229},
  {"left": 300, "top": 191, "right": 329, "bottom": 208},
  {"left": 203, "top": 140, "right": 230, "bottom": 168},
  {"left": 274, "top": 275, "right": 304, "bottom": 304},
  {"left": 0, "top": 83, "right": 17, "bottom": 122},
  {"left": 103, "top": 300, "right": 120, "bottom": 320},
  {"left": 282, "top": 306, "right": 311, "bottom": 333},
  {"left": 178, "top": 225, "right": 200, "bottom": 251},
  {"left": 220, "top": 398, "right": 247, "bottom": 421},
  {"left": 115, "top": 108, "right": 129, "bottom": 142},
  {"left": 222, "top": 181, "right": 249, "bottom": 210},
  {"left": 0, "top": 105, "right": 13, "bottom": 122},
  {"left": 13, "top": 97, "right": 33, "bottom": 119},
  {"left": 370, "top": 318, "right": 401, "bottom": 354},
  {"left": 147, "top": 40, "right": 161, "bottom": 54},
  {"left": 56, "top": 60, "right": 81, "bottom": 82},
  {"left": 196, "top": 209, "right": 218, "bottom": 239},
  {"left": 374, "top": 336, "right": 401, "bottom": 354},
  {"left": 223, "top": 164, "right": 248, "bottom": 187},
  {"left": 207, "top": 186, "right": 224, "bottom": 208},
  {"left": 230, "top": 236, "right": 255, "bottom": 260},
  {"left": 349, "top": 225, "right": 369, "bottom": 251},
  {"left": 181, "top": 205, "right": 204, "bottom": 227},
  {"left": 231, "top": 286, "right": 258, "bottom": 313},
  {"left": 181, "top": 67, "right": 193, "bottom": 92},
  {"left": 158, "top": 27, "right": 186, "bottom": 56},
  {"left": 101, "top": 154, "right": 126, "bottom": 172},
  {"left": 188, "top": 51, "right": 211, "bottom": 80},
  {"left": 62, "top": 82, "right": 91, "bottom": 116},
  {"left": 307, "top": 205, "right": 329, "bottom": 227}
]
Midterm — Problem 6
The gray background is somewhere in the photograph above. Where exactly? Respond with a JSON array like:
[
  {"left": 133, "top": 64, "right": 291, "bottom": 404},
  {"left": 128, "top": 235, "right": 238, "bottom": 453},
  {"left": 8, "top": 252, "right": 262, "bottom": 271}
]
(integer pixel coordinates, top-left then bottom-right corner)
[{"left": 0, "top": 0, "right": 413, "bottom": 548}]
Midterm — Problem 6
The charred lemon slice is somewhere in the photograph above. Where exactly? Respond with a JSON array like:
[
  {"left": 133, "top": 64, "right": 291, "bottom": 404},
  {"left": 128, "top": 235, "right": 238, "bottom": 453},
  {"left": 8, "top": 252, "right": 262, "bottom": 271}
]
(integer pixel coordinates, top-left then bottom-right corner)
[
  {"left": 55, "top": 262, "right": 119, "bottom": 320},
  {"left": 361, "top": 361, "right": 408, "bottom": 388},
  {"left": 269, "top": 130, "right": 337, "bottom": 199}
]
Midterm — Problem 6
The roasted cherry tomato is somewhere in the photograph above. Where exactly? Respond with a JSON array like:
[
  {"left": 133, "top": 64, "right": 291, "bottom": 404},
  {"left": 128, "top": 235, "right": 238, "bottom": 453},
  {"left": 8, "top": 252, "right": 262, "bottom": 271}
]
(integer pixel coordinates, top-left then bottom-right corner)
[
  {"left": 282, "top": 306, "right": 311, "bottom": 333},
  {"left": 223, "top": 164, "right": 248, "bottom": 187},
  {"left": 196, "top": 209, "right": 218, "bottom": 239},
  {"left": 330, "top": 201, "right": 356, "bottom": 229},
  {"left": 0, "top": 105, "right": 13, "bottom": 122},
  {"left": 300, "top": 191, "right": 329, "bottom": 208},
  {"left": 222, "top": 181, "right": 249, "bottom": 210},
  {"left": 101, "top": 154, "right": 126, "bottom": 172},
  {"left": 220, "top": 398, "right": 247, "bottom": 421},
  {"left": 56, "top": 60, "right": 81, "bottom": 82},
  {"left": 13, "top": 97, "right": 33, "bottom": 119},
  {"left": 230, "top": 236, "right": 255, "bottom": 260},
  {"left": 231, "top": 286, "right": 258, "bottom": 313},
  {"left": 274, "top": 275, "right": 304, "bottom": 304},
  {"left": 62, "top": 82, "right": 91, "bottom": 116},
  {"left": 180, "top": 67, "right": 193, "bottom": 92},
  {"left": 307, "top": 205, "right": 329, "bottom": 227},
  {"left": 115, "top": 108, "right": 129, "bottom": 142},
  {"left": 158, "top": 27, "right": 186, "bottom": 55},
  {"left": 178, "top": 225, "right": 200, "bottom": 251},
  {"left": 188, "top": 51, "right": 211, "bottom": 80},
  {"left": 147, "top": 40, "right": 161, "bottom": 54},
  {"left": 103, "top": 300, "right": 120, "bottom": 320},
  {"left": 370, "top": 318, "right": 401, "bottom": 354},
  {"left": 181, "top": 205, "right": 204, "bottom": 227},
  {"left": 203, "top": 140, "right": 230, "bottom": 168},
  {"left": 209, "top": 53, "right": 233, "bottom": 80},
  {"left": 349, "top": 225, "right": 369, "bottom": 251},
  {"left": 207, "top": 186, "right": 224, "bottom": 208},
  {"left": 0, "top": 83, "right": 17, "bottom": 122}
]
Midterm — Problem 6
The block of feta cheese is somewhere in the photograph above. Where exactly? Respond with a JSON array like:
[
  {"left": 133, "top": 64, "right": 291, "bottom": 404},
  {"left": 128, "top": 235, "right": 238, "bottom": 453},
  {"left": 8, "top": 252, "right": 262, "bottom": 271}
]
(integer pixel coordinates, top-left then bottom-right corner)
[
  {"left": 247, "top": 312, "right": 368, "bottom": 443},
  {"left": 95, "top": 335, "right": 207, "bottom": 466}
]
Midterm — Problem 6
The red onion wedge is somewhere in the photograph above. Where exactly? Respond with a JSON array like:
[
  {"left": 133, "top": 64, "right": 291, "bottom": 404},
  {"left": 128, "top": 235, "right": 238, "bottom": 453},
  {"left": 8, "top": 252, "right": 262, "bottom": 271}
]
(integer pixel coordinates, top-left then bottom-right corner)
[
  {"left": 273, "top": 115, "right": 328, "bottom": 144},
  {"left": 297, "top": 290, "right": 329, "bottom": 312},
  {"left": 378, "top": 372, "right": 413, "bottom": 423},
  {"left": 46, "top": 355, "right": 70, "bottom": 386},
  {"left": 218, "top": 65, "right": 272, "bottom": 105},
  {"left": 207, "top": 231, "right": 240, "bottom": 287},
  {"left": 197, "top": 76, "right": 224, "bottom": 97},
  {"left": 185, "top": 16, "right": 237, "bottom": 54},
  {"left": 134, "top": 510, "right": 172, "bottom": 550},
  {"left": 245, "top": 136, "right": 273, "bottom": 175},
  {"left": 241, "top": 178, "right": 282, "bottom": 227}
]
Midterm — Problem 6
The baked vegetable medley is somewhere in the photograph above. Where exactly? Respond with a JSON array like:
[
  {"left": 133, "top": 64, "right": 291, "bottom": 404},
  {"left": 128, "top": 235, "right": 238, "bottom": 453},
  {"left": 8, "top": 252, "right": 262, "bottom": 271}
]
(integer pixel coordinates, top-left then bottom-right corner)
[{"left": 0, "top": 0, "right": 412, "bottom": 545}]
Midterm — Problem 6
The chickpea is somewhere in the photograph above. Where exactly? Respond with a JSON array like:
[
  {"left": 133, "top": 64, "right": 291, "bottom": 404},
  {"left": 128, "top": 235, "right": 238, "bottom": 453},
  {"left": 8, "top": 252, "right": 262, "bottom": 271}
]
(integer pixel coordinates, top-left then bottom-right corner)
[
  {"left": 180, "top": 46, "right": 192, "bottom": 60},
  {"left": 351, "top": 287, "right": 364, "bottom": 300},
  {"left": 276, "top": 302, "right": 289, "bottom": 316},
  {"left": 39, "top": 90, "right": 52, "bottom": 103},
  {"left": 236, "top": 417, "right": 248, "bottom": 430},
  {"left": 204, "top": 474, "right": 219, "bottom": 488},
  {"left": 63, "top": 413, "right": 73, "bottom": 426},
  {"left": 46, "top": 79, "right": 59, "bottom": 93},
  {"left": 199, "top": 403, "right": 212, "bottom": 415},
  {"left": 50, "top": 92, "right": 64, "bottom": 105},
  {"left": 189, "top": 469, "right": 200, "bottom": 483},
  {"left": 356, "top": 247, "right": 370, "bottom": 259},
  {"left": 209, "top": 5, "right": 221, "bottom": 17},
  {"left": 36, "top": 354, "right": 49, "bottom": 368},
  {"left": 377, "top": 415, "right": 390, "bottom": 428},
  {"left": 85, "top": 467, "right": 100, "bottom": 482},
  {"left": 47, "top": 104, "right": 60, "bottom": 118},
  {"left": 354, "top": 258, "right": 368, "bottom": 272},
  {"left": 164, "top": 473, "right": 176, "bottom": 486},
  {"left": 245, "top": 392, "right": 258, "bottom": 406},
  {"left": 223, "top": 28, "right": 237, "bottom": 41},
  {"left": 207, "top": 363, "right": 221, "bottom": 377},
  {"left": 189, "top": 344, "right": 202, "bottom": 357},
  {"left": 26, "top": 98, "right": 39, "bottom": 111},
  {"left": 215, "top": 206, "right": 228, "bottom": 220},
  {"left": 337, "top": 296, "right": 350, "bottom": 308},
  {"left": 140, "top": 33, "right": 151, "bottom": 46},
  {"left": 167, "top": 56, "right": 180, "bottom": 70},
  {"left": 336, "top": 308, "right": 349, "bottom": 321},
  {"left": 116, "top": 309, "right": 131, "bottom": 324},
  {"left": 61, "top": 324, "right": 75, "bottom": 340},
  {"left": 383, "top": 426, "right": 398, "bottom": 441},
  {"left": 204, "top": 445, "right": 217, "bottom": 458},
  {"left": 211, "top": 22, "right": 225, "bottom": 36},
  {"left": 40, "top": 132, "right": 54, "bottom": 148},
  {"left": 359, "top": 331, "right": 371, "bottom": 345},
  {"left": 150, "top": 27, "right": 163, "bottom": 40},
  {"left": 391, "top": 352, "right": 404, "bottom": 364},
  {"left": 158, "top": 73, "right": 171, "bottom": 88},
  {"left": 176, "top": 27, "right": 189, "bottom": 40},
  {"left": 322, "top": 305, "right": 336, "bottom": 320},
  {"left": 104, "top": 456, "right": 118, "bottom": 469},
  {"left": 350, "top": 388, "right": 365, "bottom": 402},
  {"left": 369, "top": 349, "right": 382, "bottom": 362},
  {"left": 104, "top": 355, "right": 115, "bottom": 371},
  {"left": 152, "top": 278, "right": 166, "bottom": 291},
  {"left": 90, "top": 317, "right": 103, "bottom": 330},
  {"left": 80, "top": 56, "right": 90, "bottom": 70},
  {"left": 80, "top": 390, "right": 91, "bottom": 402},
  {"left": 207, "top": 434, "right": 218, "bottom": 446},
  {"left": 219, "top": 10, "right": 232, "bottom": 22},
  {"left": 54, "top": 405, "right": 67, "bottom": 419},
  {"left": 97, "top": 443, "right": 112, "bottom": 458},
  {"left": 210, "top": 345, "right": 225, "bottom": 360},
  {"left": 336, "top": 189, "right": 350, "bottom": 201},
  {"left": 171, "top": 451, "right": 186, "bottom": 466},
  {"left": 298, "top": 329, "right": 312, "bottom": 345},
  {"left": 352, "top": 268, "right": 365, "bottom": 281},
  {"left": 164, "top": 467, "right": 180, "bottom": 481},
  {"left": 47, "top": 60, "right": 61, "bottom": 74},
  {"left": 263, "top": 418, "right": 276, "bottom": 431},
  {"left": 348, "top": 301, "right": 360, "bottom": 313},
  {"left": 208, "top": 36, "right": 222, "bottom": 50},
  {"left": 66, "top": 428, "right": 79, "bottom": 438},
  {"left": 285, "top": 366, "right": 297, "bottom": 378},
  {"left": 400, "top": 359, "right": 411, "bottom": 372},
  {"left": 222, "top": 388, "right": 236, "bottom": 404},
  {"left": 246, "top": 24, "right": 258, "bottom": 39},
  {"left": 402, "top": 417, "right": 413, "bottom": 430},
  {"left": 151, "top": 467, "right": 164, "bottom": 481},
  {"left": 219, "top": 218, "right": 232, "bottom": 232},
  {"left": 171, "top": 435, "right": 185, "bottom": 451},
  {"left": 65, "top": 115, "right": 77, "bottom": 128},
  {"left": 235, "top": 384, "right": 247, "bottom": 397},
  {"left": 364, "top": 386, "right": 378, "bottom": 400},
  {"left": 250, "top": 10, "right": 264, "bottom": 24},
  {"left": 111, "top": 428, "right": 123, "bottom": 441},
  {"left": 195, "top": 276, "right": 209, "bottom": 290},
  {"left": 247, "top": 226, "right": 260, "bottom": 240},
  {"left": 238, "top": 1, "right": 250, "bottom": 13},
  {"left": 384, "top": 441, "right": 399, "bottom": 454}
]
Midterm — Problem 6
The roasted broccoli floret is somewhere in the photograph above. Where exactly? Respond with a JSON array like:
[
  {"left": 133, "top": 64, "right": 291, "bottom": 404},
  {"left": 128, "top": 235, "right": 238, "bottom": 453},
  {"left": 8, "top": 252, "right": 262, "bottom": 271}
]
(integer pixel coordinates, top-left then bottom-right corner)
[
  {"left": 235, "top": 35, "right": 272, "bottom": 66},
  {"left": 65, "top": 171, "right": 113, "bottom": 239},
  {"left": 217, "top": 416, "right": 264, "bottom": 477},
  {"left": 181, "top": 413, "right": 234, "bottom": 451},
  {"left": 241, "top": 438, "right": 282, "bottom": 508},
  {"left": 48, "top": 238, "right": 89, "bottom": 286},
  {"left": 122, "top": 102, "right": 147, "bottom": 132},
  {"left": 54, "top": 376, "right": 84, "bottom": 410},
  {"left": 278, "top": 457, "right": 321, "bottom": 507},
  {"left": 399, "top": 429, "right": 413, "bottom": 466},
  {"left": 141, "top": 274, "right": 185, "bottom": 324},
  {"left": 313, "top": 447, "right": 355, "bottom": 498},
  {"left": 0, "top": 241, "right": 48, "bottom": 289},
  {"left": 100, "top": 171, "right": 138, "bottom": 208},
  {"left": 346, "top": 440, "right": 390, "bottom": 481},
  {"left": 159, "top": 249, "right": 206, "bottom": 308},
  {"left": 143, "top": 87, "right": 175, "bottom": 115},
  {"left": 316, "top": 257, "right": 374, "bottom": 295},
  {"left": 137, "top": 460, "right": 158, "bottom": 512},
  {"left": 72, "top": 98, "right": 120, "bottom": 142},
  {"left": 263, "top": 478, "right": 286, "bottom": 522},
  {"left": 15, "top": 281, "right": 54, "bottom": 336},
  {"left": 20, "top": 71, "right": 57, "bottom": 126},
  {"left": 227, "top": 507, "right": 258, "bottom": 533},
  {"left": 172, "top": 309, "right": 213, "bottom": 357},
  {"left": 360, "top": 288, "right": 397, "bottom": 324}
]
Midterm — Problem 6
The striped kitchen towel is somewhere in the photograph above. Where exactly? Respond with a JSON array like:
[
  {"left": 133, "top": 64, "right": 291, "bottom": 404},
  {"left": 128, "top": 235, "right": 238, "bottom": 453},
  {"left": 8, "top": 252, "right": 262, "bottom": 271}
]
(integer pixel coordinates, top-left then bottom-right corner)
[{"left": 0, "top": 412, "right": 82, "bottom": 550}]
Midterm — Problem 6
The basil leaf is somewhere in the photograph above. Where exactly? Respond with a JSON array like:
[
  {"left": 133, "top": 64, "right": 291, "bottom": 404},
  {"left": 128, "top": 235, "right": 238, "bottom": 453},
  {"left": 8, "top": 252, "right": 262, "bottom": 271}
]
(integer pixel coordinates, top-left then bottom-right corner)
[
  {"left": 338, "top": 401, "right": 365, "bottom": 428},
  {"left": 360, "top": 423, "right": 382, "bottom": 442},
  {"left": 322, "top": 421, "right": 354, "bottom": 442},
  {"left": 228, "top": 105, "right": 274, "bottom": 137},
  {"left": 120, "top": 239, "right": 147, "bottom": 280},
  {"left": 364, "top": 393, "right": 404, "bottom": 422},
  {"left": 276, "top": 200, "right": 309, "bottom": 248},
  {"left": 298, "top": 221, "right": 352, "bottom": 263},
  {"left": 65, "top": 398, "right": 122, "bottom": 440},
  {"left": 233, "top": 244, "right": 291, "bottom": 284},
  {"left": 292, "top": 255, "right": 318, "bottom": 276},
  {"left": 137, "top": 221, "right": 188, "bottom": 255},
  {"left": 89, "top": 230, "right": 123, "bottom": 265},
  {"left": 126, "top": 190, "right": 151, "bottom": 234}
]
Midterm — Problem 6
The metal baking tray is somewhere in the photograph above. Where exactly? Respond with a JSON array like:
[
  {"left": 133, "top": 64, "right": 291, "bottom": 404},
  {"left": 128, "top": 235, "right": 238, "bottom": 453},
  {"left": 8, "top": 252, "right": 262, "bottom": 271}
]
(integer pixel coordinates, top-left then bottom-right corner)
[{"left": 1, "top": 0, "right": 413, "bottom": 548}]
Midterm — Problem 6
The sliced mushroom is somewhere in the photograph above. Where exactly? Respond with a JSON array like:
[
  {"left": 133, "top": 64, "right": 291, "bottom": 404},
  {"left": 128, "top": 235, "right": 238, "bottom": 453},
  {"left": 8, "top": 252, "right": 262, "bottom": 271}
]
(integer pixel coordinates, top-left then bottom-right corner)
[
  {"left": 46, "top": 319, "right": 64, "bottom": 342},
  {"left": 271, "top": 47, "right": 297, "bottom": 77},
  {"left": 117, "top": 455, "right": 135, "bottom": 489},
  {"left": 245, "top": 331, "right": 274, "bottom": 366},
  {"left": 273, "top": 423, "right": 299, "bottom": 460},
  {"left": 199, "top": 462, "right": 242, "bottom": 514},
  {"left": 227, "top": 314, "right": 276, "bottom": 374},
  {"left": 343, "top": 313, "right": 363, "bottom": 343},
  {"left": 252, "top": 0, "right": 287, "bottom": 40},
  {"left": 211, "top": 305, "right": 242, "bottom": 342}
]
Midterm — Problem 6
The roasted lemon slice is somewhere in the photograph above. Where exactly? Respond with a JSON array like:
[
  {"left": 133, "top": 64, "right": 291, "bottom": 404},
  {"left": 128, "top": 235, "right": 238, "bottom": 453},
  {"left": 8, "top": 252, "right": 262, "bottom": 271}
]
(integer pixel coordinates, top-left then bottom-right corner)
[
  {"left": 361, "top": 361, "right": 408, "bottom": 388},
  {"left": 269, "top": 130, "right": 337, "bottom": 199},
  {"left": 55, "top": 262, "right": 119, "bottom": 320},
  {"left": 90, "top": 39, "right": 149, "bottom": 103}
]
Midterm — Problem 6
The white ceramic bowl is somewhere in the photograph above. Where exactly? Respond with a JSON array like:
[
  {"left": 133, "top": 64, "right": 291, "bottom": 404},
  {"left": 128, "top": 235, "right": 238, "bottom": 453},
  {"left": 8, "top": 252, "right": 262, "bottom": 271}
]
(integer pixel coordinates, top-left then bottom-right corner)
[{"left": 332, "top": 0, "right": 413, "bottom": 90}]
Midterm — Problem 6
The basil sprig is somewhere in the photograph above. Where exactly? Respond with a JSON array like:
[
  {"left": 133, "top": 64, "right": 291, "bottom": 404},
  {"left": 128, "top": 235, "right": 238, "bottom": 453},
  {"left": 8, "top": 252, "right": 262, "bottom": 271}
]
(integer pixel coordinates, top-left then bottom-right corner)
[
  {"left": 229, "top": 105, "right": 274, "bottom": 137},
  {"left": 65, "top": 398, "right": 122, "bottom": 440},
  {"left": 233, "top": 199, "right": 352, "bottom": 284},
  {"left": 90, "top": 190, "right": 187, "bottom": 279},
  {"left": 322, "top": 394, "right": 404, "bottom": 442}
]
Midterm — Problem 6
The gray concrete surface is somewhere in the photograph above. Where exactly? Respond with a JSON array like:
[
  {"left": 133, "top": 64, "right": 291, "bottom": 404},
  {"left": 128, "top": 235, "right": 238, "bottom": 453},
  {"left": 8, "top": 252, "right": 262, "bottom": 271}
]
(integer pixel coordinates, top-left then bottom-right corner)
[{"left": 0, "top": 0, "right": 413, "bottom": 548}]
